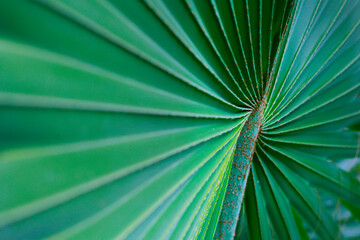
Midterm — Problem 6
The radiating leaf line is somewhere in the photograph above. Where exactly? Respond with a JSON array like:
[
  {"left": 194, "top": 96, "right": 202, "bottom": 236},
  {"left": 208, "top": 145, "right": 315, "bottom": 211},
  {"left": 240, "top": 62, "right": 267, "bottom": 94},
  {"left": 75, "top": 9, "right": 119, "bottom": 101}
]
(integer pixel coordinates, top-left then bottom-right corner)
[
  {"left": 210, "top": 0, "right": 256, "bottom": 107},
  {"left": 259, "top": 147, "right": 342, "bottom": 239},
  {"left": 37, "top": 0, "right": 244, "bottom": 109},
  {"left": 101, "top": 0, "right": 251, "bottom": 108},
  {"left": 258, "top": 141, "right": 360, "bottom": 206},
  {"left": 229, "top": 0, "right": 260, "bottom": 104},
  {"left": 265, "top": 7, "right": 360, "bottom": 124},
  {"left": 144, "top": 0, "right": 252, "bottom": 108},
  {"left": 264, "top": 0, "right": 323, "bottom": 117},
  {"left": 265, "top": 106, "right": 360, "bottom": 134},
  {"left": 0, "top": 121, "right": 244, "bottom": 227},
  {"left": 264, "top": 0, "right": 277, "bottom": 83},
  {"left": 262, "top": 131, "right": 359, "bottom": 148},
  {"left": 167, "top": 138, "right": 238, "bottom": 240},
  {"left": 245, "top": 165, "right": 272, "bottom": 240},
  {"left": 0, "top": 38, "right": 250, "bottom": 115},
  {"left": 183, "top": 156, "right": 228, "bottom": 240},
  {"left": 255, "top": 154, "right": 300, "bottom": 239},
  {"left": 263, "top": 0, "right": 297, "bottom": 104},
  {"left": 0, "top": 93, "right": 248, "bottom": 120},
  {"left": 131, "top": 138, "right": 234, "bottom": 240},
  {"left": 201, "top": 152, "right": 233, "bottom": 240},
  {"left": 263, "top": 75, "right": 360, "bottom": 131},
  {"left": 1, "top": 1, "right": 360, "bottom": 239},
  {"left": 184, "top": 0, "right": 251, "bottom": 106},
  {"left": 12, "top": 127, "right": 236, "bottom": 240},
  {"left": 266, "top": 40, "right": 360, "bottom": 127},
  {"left": 264, "top": 0, "right": 301, "bottom": 116},
  {"left": 244, "top": 0, "right": 262, "bottom": 101},
  {"left": 120, "top": 144, "right": 233, "bottom": 240}
]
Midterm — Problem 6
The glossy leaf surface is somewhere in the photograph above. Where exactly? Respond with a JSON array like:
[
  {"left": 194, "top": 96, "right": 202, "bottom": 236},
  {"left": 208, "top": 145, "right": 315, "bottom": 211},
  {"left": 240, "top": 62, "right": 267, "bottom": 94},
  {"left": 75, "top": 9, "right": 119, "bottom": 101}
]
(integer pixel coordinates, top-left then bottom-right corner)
[{"left": 0, "top": 0, "right": 359, "bottom": 239}]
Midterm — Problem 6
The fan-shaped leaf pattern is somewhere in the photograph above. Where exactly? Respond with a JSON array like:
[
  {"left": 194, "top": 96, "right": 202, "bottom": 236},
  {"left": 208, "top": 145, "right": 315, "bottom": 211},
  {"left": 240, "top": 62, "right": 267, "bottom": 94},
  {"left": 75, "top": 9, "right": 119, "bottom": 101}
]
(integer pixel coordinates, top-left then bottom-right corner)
[{"left": 0, "top": 0, "right": 359, "bottom": 239}]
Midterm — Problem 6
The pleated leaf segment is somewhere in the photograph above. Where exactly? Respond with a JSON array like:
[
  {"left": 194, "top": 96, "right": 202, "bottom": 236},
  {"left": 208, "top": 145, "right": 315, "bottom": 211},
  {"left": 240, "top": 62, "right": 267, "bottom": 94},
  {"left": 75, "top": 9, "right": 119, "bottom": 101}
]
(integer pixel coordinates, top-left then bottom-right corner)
[{"left": 0, "top": 0, "right": 359, "bottom": 240}]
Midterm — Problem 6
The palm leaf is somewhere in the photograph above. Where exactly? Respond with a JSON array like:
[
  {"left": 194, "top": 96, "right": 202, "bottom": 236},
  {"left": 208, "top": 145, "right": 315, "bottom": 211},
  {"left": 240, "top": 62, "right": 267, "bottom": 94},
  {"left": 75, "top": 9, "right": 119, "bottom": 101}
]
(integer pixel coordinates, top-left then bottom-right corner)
[{"left": 0, "top": 0, "right": 359, "bottom": 239}]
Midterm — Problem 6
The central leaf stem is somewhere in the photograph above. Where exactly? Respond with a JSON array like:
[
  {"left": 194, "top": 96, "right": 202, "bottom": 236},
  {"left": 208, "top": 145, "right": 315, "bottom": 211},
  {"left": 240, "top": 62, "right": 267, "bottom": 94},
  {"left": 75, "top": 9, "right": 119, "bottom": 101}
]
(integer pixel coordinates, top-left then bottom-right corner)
[{"left": 215, "top": 99, "right": 266, "bottom": 240}]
